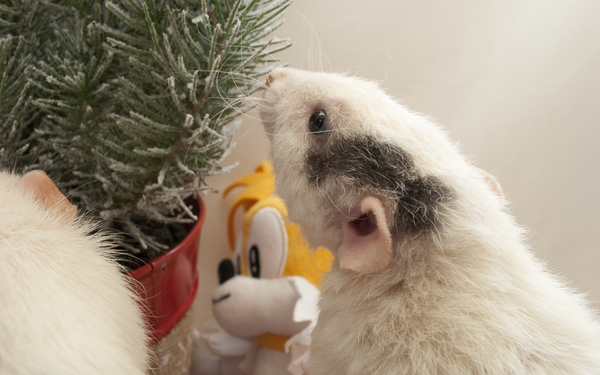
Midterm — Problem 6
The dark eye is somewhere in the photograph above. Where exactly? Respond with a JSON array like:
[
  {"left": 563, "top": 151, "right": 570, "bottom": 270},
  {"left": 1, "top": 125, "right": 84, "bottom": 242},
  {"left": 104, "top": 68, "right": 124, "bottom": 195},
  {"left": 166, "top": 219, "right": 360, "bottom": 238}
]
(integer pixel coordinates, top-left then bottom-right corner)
[
  {"left": 308, "top": 109, "right": 327, "bottom": 135},
  {"left": 249, "top": 245, "right": 260, "bottom": 278}
]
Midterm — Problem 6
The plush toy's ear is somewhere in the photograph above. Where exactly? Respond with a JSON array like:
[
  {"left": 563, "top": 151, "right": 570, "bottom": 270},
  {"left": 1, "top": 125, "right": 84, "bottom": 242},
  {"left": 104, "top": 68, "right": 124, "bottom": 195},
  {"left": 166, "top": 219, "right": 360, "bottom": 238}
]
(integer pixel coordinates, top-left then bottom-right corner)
[{"left": 338, "top": 196, "right": 392, "bottom": 274}]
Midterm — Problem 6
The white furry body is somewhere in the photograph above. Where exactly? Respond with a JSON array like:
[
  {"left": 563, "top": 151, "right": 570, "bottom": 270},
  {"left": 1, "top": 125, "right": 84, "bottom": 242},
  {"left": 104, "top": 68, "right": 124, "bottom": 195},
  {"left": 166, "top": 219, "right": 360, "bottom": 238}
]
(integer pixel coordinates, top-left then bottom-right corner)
[
  {"left": 0, "top": 172, "right": 148, "bottom": 375},
  {"left": 261, "top": 68, "right": 600, "bottom": 374}
]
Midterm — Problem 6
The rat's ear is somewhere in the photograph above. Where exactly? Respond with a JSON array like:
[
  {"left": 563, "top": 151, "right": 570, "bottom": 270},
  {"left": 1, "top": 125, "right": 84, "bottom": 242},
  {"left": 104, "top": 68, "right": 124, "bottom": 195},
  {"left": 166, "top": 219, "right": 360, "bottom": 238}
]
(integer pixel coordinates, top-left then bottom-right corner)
[
  {"left": 21, "top": 170, "right": 77, "bottom": 220},
  {"left": 338, "top": 196, "right": 392, "bottom": 274},
  {"left": 476, "top": 168, "right": 504, "bottom": 198}
]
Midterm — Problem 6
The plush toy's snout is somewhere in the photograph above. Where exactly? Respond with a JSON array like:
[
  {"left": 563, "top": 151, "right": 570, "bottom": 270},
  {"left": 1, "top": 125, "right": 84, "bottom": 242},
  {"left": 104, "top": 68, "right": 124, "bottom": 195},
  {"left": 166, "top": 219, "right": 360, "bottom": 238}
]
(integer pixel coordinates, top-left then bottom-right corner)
[{"left": 212, "top": 259, "right": 235, "bottom": 306}]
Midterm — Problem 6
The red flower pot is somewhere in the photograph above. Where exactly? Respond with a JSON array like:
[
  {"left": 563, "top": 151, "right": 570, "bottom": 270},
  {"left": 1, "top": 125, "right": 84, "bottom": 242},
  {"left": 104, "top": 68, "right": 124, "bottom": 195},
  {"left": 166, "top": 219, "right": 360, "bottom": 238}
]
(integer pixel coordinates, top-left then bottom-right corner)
[{"left": 126, "top": 194, "right": 205, "bottom": 343}]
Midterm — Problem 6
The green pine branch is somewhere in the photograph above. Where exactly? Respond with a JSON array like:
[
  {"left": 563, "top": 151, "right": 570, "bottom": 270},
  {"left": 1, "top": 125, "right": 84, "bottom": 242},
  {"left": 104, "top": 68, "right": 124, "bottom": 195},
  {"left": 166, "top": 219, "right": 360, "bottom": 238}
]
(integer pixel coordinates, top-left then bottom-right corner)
[{"left": 0, "top": 0, "right": 291, "bottom": 258}]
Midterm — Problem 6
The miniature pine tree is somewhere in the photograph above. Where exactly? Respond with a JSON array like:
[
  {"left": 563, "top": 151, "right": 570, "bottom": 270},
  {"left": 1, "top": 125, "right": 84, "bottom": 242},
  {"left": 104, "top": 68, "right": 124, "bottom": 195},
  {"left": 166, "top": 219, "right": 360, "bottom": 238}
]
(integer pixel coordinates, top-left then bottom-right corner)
[{"left": 0, "top": 0, "right": 291, "bottom": 260}]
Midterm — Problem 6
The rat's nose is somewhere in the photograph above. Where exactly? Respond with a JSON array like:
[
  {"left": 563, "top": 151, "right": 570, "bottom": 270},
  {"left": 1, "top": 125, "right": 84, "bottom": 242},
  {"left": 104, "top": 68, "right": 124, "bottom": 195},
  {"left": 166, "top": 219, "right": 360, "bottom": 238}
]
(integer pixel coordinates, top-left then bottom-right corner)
[{"left": 265, "top": 69, "right": 286, "bottom": 88}]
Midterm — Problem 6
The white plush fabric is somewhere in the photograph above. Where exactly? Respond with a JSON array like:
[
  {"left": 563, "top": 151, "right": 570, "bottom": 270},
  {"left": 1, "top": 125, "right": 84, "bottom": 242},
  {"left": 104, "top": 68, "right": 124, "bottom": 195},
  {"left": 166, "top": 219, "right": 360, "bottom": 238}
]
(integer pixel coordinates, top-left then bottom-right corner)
[
  {"left": 285, "top": 276, "right": 320, "bottom": 375},
  {"left": 261, "top": 68, "right": 600, "bottom": 374},
  {"left": 0, "top": 171, "right": 148, "bottom": 375},
  {"left": 206, "top": 275, "right": 320, "bottom": 375}
]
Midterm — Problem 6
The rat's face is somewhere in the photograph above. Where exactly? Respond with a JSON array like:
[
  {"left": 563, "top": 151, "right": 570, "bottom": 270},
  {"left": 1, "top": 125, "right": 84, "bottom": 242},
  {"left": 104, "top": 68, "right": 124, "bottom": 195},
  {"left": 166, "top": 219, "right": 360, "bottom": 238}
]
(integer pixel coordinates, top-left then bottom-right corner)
[{"left": 261, "top": 68, "right": 459, "bottom": 274}]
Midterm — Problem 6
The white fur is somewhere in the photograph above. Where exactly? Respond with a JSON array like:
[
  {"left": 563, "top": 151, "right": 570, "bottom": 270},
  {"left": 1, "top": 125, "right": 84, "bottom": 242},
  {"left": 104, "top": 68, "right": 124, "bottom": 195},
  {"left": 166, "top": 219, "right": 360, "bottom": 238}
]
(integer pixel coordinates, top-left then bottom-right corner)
[
  {"left": 261, "top": 68, "right": 600, "bottom": 374},
  {"left": 0, "top": 171, "right": 148, "bottom": 375}
]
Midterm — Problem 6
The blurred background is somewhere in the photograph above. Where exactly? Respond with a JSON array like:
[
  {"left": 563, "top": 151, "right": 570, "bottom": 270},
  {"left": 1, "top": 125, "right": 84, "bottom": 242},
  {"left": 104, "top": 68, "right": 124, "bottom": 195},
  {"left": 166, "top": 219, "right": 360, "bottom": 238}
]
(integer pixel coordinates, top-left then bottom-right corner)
[{"left": 193, "top": 0, "right": 600, "bottom": 326}]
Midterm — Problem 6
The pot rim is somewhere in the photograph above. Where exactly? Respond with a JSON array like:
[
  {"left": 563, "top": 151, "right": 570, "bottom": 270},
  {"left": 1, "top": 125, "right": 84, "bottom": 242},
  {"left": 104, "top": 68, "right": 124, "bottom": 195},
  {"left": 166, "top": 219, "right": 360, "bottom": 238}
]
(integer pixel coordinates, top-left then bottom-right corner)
[{"left": 127, "top": 194, "right": 205, "bottom": 343}]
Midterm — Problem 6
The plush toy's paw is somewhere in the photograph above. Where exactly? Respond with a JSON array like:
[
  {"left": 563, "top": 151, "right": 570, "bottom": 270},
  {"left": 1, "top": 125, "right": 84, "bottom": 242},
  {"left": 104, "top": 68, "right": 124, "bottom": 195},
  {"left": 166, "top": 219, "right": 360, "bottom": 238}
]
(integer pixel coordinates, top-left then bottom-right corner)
[
  {"left": 300, "top": 355, "right": 310, "bottom": 375},
  {"left": 191, "top": 326, "right": 253, "bottom": 375},
  {"left": 201, "top": 319, "right": 255, "bottom": 357}
]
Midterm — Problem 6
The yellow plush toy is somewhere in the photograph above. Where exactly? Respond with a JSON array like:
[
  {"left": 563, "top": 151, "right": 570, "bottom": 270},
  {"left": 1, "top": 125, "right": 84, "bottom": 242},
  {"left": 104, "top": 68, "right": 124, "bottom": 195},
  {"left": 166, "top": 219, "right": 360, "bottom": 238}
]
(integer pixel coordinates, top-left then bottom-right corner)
[{"left": 198, "top": 162, "right": 332, "bottom": 375}]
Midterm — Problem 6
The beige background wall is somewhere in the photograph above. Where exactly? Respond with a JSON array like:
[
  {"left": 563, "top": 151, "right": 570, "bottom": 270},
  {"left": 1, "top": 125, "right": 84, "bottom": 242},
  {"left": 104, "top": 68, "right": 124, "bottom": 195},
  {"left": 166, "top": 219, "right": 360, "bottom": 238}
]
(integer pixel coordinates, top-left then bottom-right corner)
[{"left": 193, "top": 0, "right": 600, "bottom": 326}]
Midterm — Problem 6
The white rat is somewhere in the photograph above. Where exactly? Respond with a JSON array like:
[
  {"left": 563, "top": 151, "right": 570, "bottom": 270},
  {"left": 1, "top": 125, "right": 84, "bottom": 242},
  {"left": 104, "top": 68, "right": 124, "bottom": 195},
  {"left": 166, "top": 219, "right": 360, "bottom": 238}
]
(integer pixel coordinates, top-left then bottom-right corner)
[
  {"left": 260, "top": 68, "right": 600, "bottom": 374},
  {"left": 0, "top": 170, "right": 148, "bottom": 374}
]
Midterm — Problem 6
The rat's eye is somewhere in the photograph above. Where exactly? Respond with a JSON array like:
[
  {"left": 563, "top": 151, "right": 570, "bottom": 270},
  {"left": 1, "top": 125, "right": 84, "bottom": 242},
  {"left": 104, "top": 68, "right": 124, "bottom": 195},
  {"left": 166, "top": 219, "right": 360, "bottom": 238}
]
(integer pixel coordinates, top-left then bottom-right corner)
[{"left": 308, "top": 109, "right": 327, "bottom": 135}]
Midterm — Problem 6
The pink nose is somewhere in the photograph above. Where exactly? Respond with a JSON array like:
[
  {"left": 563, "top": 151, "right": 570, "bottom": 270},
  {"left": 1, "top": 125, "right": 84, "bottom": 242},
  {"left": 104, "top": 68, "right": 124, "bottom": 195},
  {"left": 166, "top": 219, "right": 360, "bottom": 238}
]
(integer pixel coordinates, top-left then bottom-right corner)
[{"left": 265, "top": 69, "right": 286, "bottom": 88}]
